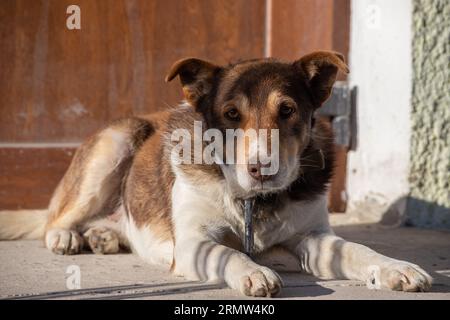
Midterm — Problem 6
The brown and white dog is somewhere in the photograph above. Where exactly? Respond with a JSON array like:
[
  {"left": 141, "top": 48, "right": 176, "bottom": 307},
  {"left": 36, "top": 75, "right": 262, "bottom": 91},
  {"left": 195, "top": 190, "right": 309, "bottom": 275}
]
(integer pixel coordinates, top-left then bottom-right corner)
[{"left": 0, "top": 51, "right": 432, "bottom": 297}]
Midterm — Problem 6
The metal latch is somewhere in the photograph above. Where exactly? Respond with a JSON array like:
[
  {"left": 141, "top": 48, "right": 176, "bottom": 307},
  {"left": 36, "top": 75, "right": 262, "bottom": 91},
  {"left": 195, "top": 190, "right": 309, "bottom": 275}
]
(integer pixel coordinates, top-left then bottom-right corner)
[{"left": 316, "top": 82, "right": 357, "bottom": 149}]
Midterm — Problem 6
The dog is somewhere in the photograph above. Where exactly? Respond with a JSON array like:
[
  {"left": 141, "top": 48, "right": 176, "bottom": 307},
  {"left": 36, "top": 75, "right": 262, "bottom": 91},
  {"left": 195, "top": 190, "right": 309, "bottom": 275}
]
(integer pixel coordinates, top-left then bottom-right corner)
[{"left": 0, "top": 51, "right": 432, "bottom": 297}]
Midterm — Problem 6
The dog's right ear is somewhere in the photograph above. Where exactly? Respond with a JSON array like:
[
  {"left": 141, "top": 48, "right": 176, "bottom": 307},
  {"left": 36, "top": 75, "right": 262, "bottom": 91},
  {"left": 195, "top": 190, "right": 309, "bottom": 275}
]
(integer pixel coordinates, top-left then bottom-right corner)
[{"left": 165, "top": 58, "right": 220, "bottom": 107}]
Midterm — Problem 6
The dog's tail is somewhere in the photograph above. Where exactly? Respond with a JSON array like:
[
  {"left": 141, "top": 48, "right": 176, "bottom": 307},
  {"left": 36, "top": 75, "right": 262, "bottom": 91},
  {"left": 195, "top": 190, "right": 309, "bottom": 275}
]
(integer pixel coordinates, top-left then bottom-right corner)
[{"left": 0, "top": 209, "right": 48, "bottom": 240}]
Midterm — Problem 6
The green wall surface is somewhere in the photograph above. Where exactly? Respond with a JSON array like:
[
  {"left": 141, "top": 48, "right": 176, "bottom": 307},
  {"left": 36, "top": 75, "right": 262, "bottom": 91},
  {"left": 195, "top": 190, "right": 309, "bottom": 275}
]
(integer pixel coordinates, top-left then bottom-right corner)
[{"left": 408, "top": 0, "right": 450, "bottom": 229}]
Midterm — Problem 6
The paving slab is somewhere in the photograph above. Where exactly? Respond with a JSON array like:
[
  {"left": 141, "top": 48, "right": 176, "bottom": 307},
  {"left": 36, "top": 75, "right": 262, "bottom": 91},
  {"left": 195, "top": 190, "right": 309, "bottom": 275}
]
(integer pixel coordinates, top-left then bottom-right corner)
[{"left": 1, "top": 224, "right": 449, "bottom": 300}]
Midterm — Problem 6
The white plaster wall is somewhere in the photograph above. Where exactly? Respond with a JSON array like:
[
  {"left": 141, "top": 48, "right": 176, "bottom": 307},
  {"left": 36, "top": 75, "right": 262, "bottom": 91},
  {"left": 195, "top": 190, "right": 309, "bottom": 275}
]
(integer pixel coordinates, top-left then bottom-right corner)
[{"left": 347, "top": 0, "right": 412, "bottom": 210}]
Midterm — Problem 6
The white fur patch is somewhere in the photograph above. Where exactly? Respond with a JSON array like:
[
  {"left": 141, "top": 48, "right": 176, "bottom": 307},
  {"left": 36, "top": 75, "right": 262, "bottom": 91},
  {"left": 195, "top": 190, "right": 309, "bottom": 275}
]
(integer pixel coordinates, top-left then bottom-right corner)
[{"left": 123, "top": 214, "right": 174, "bottom": 266}]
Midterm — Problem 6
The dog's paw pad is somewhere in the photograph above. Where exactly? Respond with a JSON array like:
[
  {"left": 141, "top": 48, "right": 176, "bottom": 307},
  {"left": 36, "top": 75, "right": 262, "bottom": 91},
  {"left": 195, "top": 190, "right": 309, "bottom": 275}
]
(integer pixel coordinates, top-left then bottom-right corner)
[
  {"left": 381, "top": 262, "right": 433, "bottom": 292},
  {"left": 83, "top": 227, "right": 120, "bottom": 254},
  {"left": 239, "top": 268, "right": 282, "bottom": 297},
  {"left": 46, "top": 229, "right": 83, "bottom": 255}
]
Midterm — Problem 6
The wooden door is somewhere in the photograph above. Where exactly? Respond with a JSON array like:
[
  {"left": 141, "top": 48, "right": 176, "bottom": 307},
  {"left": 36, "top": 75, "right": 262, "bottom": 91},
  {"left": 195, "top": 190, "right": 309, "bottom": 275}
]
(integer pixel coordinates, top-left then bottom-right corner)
[{"left": 0, "top": 0, "right": 349, "bottom": 210}]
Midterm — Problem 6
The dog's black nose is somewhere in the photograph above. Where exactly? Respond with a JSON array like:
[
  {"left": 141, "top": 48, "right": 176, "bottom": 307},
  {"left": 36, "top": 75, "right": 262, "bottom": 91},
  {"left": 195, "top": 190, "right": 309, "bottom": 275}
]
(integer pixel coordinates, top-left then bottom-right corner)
[{"left": 247, "top": 162, "right": 273, "bottom": 181}]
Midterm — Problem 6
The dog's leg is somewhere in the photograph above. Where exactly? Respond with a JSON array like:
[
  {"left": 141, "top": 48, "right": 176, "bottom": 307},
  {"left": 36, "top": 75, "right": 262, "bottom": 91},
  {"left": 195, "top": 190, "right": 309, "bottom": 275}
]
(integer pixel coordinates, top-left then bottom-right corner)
[
  {"left": 173, "top": 234, "right": 283, "bottom": 297},
  {"left": 289, "top": 232, "right": 432, "bottom": 292},
  {"left": 171, "top": 180, "right": 282, "bottom": 297},
  {"left": 45, "top": 118, "right": 152, "bottom": 255}
]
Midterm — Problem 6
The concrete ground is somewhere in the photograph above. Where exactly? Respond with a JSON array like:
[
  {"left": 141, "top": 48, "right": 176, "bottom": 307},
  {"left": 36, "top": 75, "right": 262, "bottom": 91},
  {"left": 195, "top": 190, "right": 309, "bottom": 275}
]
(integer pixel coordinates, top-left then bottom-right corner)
[{"left": 1, "top": 223, "right": 450, "bottom": 300}]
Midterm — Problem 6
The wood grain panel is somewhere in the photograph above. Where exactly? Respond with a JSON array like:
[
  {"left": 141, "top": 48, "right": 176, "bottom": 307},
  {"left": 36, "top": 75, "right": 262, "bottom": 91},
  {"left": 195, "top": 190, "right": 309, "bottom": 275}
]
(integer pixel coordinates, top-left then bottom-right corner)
[
  {"left": 328, "top": 145, "right": 348, "bottom": 212},
  {"left": 333, "top": 0, "right": 351, "bottom": 81},
  {"left": 270, "top": 0, "right": 334, "bottom": 59},
  {"left": 0, "top": 147, "right": 75, "bottom": 209},
  {"left": 0, "top": 0, "right": 265, "bottom": 143}
]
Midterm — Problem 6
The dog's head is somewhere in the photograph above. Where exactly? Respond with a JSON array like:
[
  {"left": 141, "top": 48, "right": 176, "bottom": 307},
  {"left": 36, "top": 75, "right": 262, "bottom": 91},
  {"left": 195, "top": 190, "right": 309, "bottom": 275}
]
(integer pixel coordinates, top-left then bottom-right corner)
[{"left": 166, "top": 51, "right": 348, "bottom": 197}]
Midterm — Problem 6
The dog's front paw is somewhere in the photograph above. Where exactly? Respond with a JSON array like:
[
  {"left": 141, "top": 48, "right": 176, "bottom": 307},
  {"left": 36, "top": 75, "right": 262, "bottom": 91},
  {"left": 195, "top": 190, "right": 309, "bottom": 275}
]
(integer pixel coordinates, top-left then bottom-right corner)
[
  {"left": 238, "top": 267, "right": 283, "bottom": 297},
  {"left": 45, "top": 228, "right": 83, "bottom": 255},
  {"left": 378, "top": 261, "right": 432, "bottom": 292}
]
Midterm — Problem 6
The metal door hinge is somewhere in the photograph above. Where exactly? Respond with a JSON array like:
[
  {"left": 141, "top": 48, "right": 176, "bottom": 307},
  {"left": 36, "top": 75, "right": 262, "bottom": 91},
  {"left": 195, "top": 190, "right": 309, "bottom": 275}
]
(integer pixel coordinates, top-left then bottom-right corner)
[{"left": 315, "top": 82, "right": 357, "bottom": 149}]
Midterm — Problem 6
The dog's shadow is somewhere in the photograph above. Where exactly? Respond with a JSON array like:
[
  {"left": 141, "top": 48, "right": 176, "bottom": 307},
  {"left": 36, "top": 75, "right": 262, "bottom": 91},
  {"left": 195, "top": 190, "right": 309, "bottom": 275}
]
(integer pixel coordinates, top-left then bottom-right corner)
[
  {"left": 279, "top": 285, "right": 334, "bottom": 298},
  {"left": 277, "top": 273, "right": 335, "bottom": 298}
]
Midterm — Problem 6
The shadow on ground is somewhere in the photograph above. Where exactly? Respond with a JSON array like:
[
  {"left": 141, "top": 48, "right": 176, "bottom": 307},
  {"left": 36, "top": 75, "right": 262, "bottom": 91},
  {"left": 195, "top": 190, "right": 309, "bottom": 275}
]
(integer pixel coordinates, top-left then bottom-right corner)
[
  {"left": 0, "top": 222, "right": 449, "bottom": 299},
  {"left": 333, "top": 223, "right": 450, "bottom": 294}
]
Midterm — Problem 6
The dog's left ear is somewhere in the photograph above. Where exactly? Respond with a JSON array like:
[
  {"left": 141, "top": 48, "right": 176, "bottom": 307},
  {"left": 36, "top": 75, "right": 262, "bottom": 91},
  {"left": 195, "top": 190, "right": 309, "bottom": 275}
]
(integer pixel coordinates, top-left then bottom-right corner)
[
  {"left": 165, "top": 58, "right": 220, "bottom": 107},
  {"left": 294, "top": 51, "right": 349, "bottom": 108}
]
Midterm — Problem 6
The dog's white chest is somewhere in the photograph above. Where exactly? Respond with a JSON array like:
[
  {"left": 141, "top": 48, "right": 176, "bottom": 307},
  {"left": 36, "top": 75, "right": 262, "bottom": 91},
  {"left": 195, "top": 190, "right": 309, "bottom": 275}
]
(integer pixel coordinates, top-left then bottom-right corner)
[
  {"left": 224, "top": 201, "right": 297, "bottom": 252},
  {"left": 252, "top": 216, "right": 296, "bottom": 251},
  {"left": 224, "top": 194, "right": 330, "bottom": 253}
]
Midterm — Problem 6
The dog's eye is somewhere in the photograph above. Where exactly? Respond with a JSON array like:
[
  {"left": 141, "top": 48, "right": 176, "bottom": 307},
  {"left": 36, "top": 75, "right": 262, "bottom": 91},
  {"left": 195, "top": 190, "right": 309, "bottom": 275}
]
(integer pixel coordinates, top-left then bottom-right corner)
[
  {"left": 225, "top": 108, "right": 240, "bottom": 121},
  {"left": 279, "top": 103, "right": 295, "bottom": 119}
]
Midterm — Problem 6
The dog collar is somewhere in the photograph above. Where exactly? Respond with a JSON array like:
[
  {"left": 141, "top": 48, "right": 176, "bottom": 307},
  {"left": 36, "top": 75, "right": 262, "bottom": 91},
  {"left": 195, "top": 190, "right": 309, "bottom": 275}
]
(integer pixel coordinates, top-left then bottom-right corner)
[{"left": 244, "top": 198, "right": 254, "bottom": 257}]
